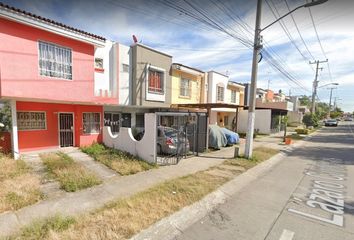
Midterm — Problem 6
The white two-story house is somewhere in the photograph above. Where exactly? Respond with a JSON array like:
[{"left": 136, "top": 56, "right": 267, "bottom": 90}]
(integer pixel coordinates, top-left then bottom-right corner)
[{"left": 207, "top": 71, "right": 245, "bottom": 130}]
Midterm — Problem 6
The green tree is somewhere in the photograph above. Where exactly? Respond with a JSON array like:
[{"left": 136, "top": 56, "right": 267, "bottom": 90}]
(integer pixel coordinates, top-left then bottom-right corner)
[
  {"left": 299, "top": 95, "right": 311, "bottom": 107},
  {"left": 303, "top": 113, "right": 319, "bottom": 128}
]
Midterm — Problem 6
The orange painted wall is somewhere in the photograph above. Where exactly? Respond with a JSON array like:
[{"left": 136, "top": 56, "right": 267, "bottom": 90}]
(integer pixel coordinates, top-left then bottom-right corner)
[
  {"left": 0, "top": 18, "right": 95, "bottom": 103},
  {"left": 266, "top": 90, "right": 274, "bottom": 101},
  {"left": 16, "top": 101, "right": 102, "bottom": 152}
]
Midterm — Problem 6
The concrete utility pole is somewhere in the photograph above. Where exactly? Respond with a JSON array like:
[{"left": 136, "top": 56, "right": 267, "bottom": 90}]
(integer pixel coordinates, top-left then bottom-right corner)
[
  {"left": 244, "top": 0, "right": 328, "bottom": 159},
  {"left": 309, "top": 59, "right": 327, "bottom": 114},
  {"left": 328, "top": 87, "right": 336, "bottom": 117},
  {"left": 244, "top": 0, "right": 262, "bottom": 159}
]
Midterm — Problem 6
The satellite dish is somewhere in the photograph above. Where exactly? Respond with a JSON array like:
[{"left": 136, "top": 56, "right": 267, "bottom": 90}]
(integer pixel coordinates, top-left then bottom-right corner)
[{"left": 132, "top": 35, "right": 138, "bottom": 43}]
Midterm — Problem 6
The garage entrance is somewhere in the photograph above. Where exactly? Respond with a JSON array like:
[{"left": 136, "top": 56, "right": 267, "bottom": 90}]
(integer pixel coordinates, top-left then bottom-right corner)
[{"left": 155, "top": 112, "right": 207, "bottom": 165}]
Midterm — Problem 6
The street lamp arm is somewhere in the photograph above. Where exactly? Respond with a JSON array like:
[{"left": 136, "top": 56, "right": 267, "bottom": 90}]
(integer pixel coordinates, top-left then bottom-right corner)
[
  {"left": 261, "top": 5, "right": 303, "bottom": 32},
  {"left": 261, "top": 0, "right": 328, "bottom": 32},
  {"left": 318, "top": 83, "right": 339, "bottom": 88}
]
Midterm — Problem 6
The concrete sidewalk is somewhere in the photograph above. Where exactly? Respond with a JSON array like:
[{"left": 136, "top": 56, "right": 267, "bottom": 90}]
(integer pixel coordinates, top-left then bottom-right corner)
[{"left": 0, "top": 131, "right": 292, "bottom": 237}]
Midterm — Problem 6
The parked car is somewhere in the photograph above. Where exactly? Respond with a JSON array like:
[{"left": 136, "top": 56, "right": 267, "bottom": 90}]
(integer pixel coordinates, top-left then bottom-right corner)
[
  {"left": 157, "top": 126, "right": 190, "bottom": 155},
  {"left": 325, "top": 119, "right": 338, "bottom": 127},
  {"left": 344, "top": 117, "right": 353, "bottom": 121}
]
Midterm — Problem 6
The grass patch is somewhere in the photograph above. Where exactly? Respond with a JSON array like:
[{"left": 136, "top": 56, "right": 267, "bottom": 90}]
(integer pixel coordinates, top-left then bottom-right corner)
[
  {"left": 286, "top": 133, "right": 305, "bottom": 140},
  {"left": 8, "top": 147, "right": 280, "bottom": 239},
  {"left": 0, "top": 155, "right": 43, "bottom": 213},
  {"left": 8, "top": 215, "right": 75, "bottom": 240},
  {"left": 12, "top": 171, "right": 230, "bottom": 240},
  {"left": 224, "top": 147, "right": 279, "bottom": 170},
  {"left": 81, "top": 143, "right": 157, "bottom": 176},
  {"left": 40, "top": 152, "right": 102, "bottom": 192}
]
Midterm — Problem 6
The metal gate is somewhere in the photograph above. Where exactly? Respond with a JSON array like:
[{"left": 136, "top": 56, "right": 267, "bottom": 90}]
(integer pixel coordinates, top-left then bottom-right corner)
[
  {"left": 59, "top": 113, "right": 74, "bottom": 147},
  {"left": 155, "top": 112, "right": 207, "bottom": 165}
]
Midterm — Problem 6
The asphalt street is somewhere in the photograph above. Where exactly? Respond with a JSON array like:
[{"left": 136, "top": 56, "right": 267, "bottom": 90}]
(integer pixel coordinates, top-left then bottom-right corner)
[{"left": 176, "top": 122, "right": 354, "bottom": 240}]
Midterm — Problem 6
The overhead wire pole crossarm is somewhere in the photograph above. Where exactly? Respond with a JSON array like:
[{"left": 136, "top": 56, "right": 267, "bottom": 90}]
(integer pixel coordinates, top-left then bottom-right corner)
[{"left": 309, "top": 59, "right": 328, "bottom": 114}]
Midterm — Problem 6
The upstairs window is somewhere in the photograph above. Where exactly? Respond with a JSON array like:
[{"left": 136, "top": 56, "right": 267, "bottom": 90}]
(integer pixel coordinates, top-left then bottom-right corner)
[
  {"left": 38, "top": 41, "right": 72, "bottom": 80},
  {"left": 231, "top": 90, "right": 237, "bottom": 103},
  {"left": 180, "top": 78, "right": 191, "bottom": 97},
  {"left": 217, "top": 86, "right": 224, "bottom": 102},
  {"left": 95, "top": 58, "right": 104, "bottom": 69},
  {"left": 148, "top": 69, "right": 164, "bottom": 94}
]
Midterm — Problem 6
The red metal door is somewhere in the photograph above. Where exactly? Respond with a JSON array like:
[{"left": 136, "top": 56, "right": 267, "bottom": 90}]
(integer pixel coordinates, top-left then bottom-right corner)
[{"left": 59, "top": 113, "right": 74, "bottom": 147}]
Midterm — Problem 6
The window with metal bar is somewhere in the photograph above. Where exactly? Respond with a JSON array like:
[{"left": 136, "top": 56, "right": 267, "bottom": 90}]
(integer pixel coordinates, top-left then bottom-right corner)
[
  {"left": 148, "top": 69, "right": 164, "bottom": 94},
  {"left": 38, "top": 41, "right": 72, "bottom": 80},
  {"left": 217, "top": 86, "right": 224, "bottom": 102},
  {"left": 83, "top": 113, "right": 100, "bottom": 134},
  {"left": 17, "top": 112, "right": 46, "bottom": 130},
  {"left": 231, "top": 90, "right": 237, "bottom": 103},
  {"left": 180, "top": 78, "right": 191, "bottom": 97},
  {"left": 104, "top": 112, "right": 120, "bottom": 133}
]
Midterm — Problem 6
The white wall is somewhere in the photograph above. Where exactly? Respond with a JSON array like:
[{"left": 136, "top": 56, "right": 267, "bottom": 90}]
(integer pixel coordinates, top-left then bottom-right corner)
[
  {"left": 237, "top": 109, "right": 272, "bottom": 134},
  {"left": 118, "top": 44, "right": 131, "bottom": 105},
  {"left": 207, "top": 71, "right": 229, "bottom": 103},
  {"left": 288, "top": 111, "right": 303, "bottom": 124},
  {"left": 94, "top": 40, "right": 117, "bottom": 98},
  {"left": 103, "top": 113, "right": 156, "bottom": 164}
]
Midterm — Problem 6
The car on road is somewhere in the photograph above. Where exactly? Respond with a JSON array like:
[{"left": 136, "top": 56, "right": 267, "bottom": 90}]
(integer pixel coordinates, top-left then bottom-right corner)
[
  {"left": 157, "top": 126, "right": 190, "bottom": 155},
  {"left": 344, "top": 117, "right": 353, "bottom": 121},
  {"left": 324, "top": 119, "right": 338, "bottom": 127}
]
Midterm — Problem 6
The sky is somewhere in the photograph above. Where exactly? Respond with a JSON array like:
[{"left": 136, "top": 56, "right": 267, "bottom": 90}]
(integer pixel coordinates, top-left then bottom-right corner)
[{"left": 3, "top": 0, "right": 354, "bottom": 112}]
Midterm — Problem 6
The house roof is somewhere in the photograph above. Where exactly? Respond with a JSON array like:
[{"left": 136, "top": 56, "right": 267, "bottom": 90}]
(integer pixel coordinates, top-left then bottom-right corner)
[
  {"left": 228, "top": 81, "right": 245, "bottom": 89},
  {"left": 208, "top": 70, "right": 229, "bottom": 78},
  {"left": 0, "top": 2, "right": 106, "bottom": 42},
  {"left": 133, "top": 43, "right": 172, "bottom": 58},
  {"left": 172, "top": 63, "right": 204, "bottom": 74}
]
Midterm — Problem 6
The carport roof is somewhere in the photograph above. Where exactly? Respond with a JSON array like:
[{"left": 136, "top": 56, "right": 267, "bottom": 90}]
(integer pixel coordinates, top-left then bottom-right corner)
[{"left": 171, "top": 103, "right": 245, "bottom": 109}]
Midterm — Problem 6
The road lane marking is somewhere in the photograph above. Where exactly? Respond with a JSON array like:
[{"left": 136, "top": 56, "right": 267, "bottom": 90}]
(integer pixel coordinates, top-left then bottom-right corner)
[
  {"left": 288, "top": 157, "right": 347, "bottom": 227},
  {"left": 279, "top": 229, "right": 295, "bottom": 240}
]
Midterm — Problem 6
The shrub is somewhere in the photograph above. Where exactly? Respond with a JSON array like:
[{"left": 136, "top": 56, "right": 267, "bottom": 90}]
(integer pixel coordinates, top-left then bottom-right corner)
[
  {"left": 80, "top": 143, "right": 106, "bottom": 156},
  {"left": 295, "top": 128, "right": 309, "bottom": 135},
  {"left": 81, "top": 143, "right": 157, "bottom": 175},
  {"left": 302, "top": 113, "right": 319, "bottom": 128}
]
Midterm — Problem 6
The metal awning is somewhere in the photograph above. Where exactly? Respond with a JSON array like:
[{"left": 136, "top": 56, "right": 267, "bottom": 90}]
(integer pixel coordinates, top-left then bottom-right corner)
[{"left": 170, "top": 103, "right": 246, "bottom": 109}]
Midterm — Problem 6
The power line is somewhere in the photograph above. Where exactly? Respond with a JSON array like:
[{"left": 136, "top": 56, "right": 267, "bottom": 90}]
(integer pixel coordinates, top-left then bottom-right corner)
[
  {"left": 283, "top": 0, "right": 315, "bottom": 61},
  {"left": 265, "top": 0, "right": 314, "bottom": 74},
  {"left": 307, "top": 2, "right": 333, "bottom": 82}
]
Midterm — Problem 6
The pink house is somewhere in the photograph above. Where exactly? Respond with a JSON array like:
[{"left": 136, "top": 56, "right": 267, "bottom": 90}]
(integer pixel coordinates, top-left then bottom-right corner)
[{"left": 0, "top": 3, "right": 117, "bottom": 157}]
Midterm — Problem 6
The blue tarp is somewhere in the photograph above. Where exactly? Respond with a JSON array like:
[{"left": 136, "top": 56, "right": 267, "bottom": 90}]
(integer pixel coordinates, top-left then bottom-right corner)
[{"left": 221, "top": 128, "right": 240, "bottom": 145}]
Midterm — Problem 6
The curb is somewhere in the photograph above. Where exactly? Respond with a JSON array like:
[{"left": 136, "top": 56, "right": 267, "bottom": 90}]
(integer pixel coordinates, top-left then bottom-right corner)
[{"left": 130, "top": 151, "right": 287, "bottom": 240}]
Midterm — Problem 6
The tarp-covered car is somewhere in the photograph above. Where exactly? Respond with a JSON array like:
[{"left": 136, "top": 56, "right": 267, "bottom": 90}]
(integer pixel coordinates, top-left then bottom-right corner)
[
  {"left": 208, "top": 125, "right": 227, "bottom": 149},
  {"left": 221, "top": 127, "right": 240, "bottom": 145}
]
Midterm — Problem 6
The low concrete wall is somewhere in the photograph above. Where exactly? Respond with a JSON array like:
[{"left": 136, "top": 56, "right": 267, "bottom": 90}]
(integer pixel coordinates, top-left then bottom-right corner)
[
  {"left": 237, "top": 109, "right": 271, "bottom": 134},
  {"left": 103, "top": 113, "right": 156, "bottom": 164},
  {"left": 288, "top": 111, "right": 303, "bottom": 125}
]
